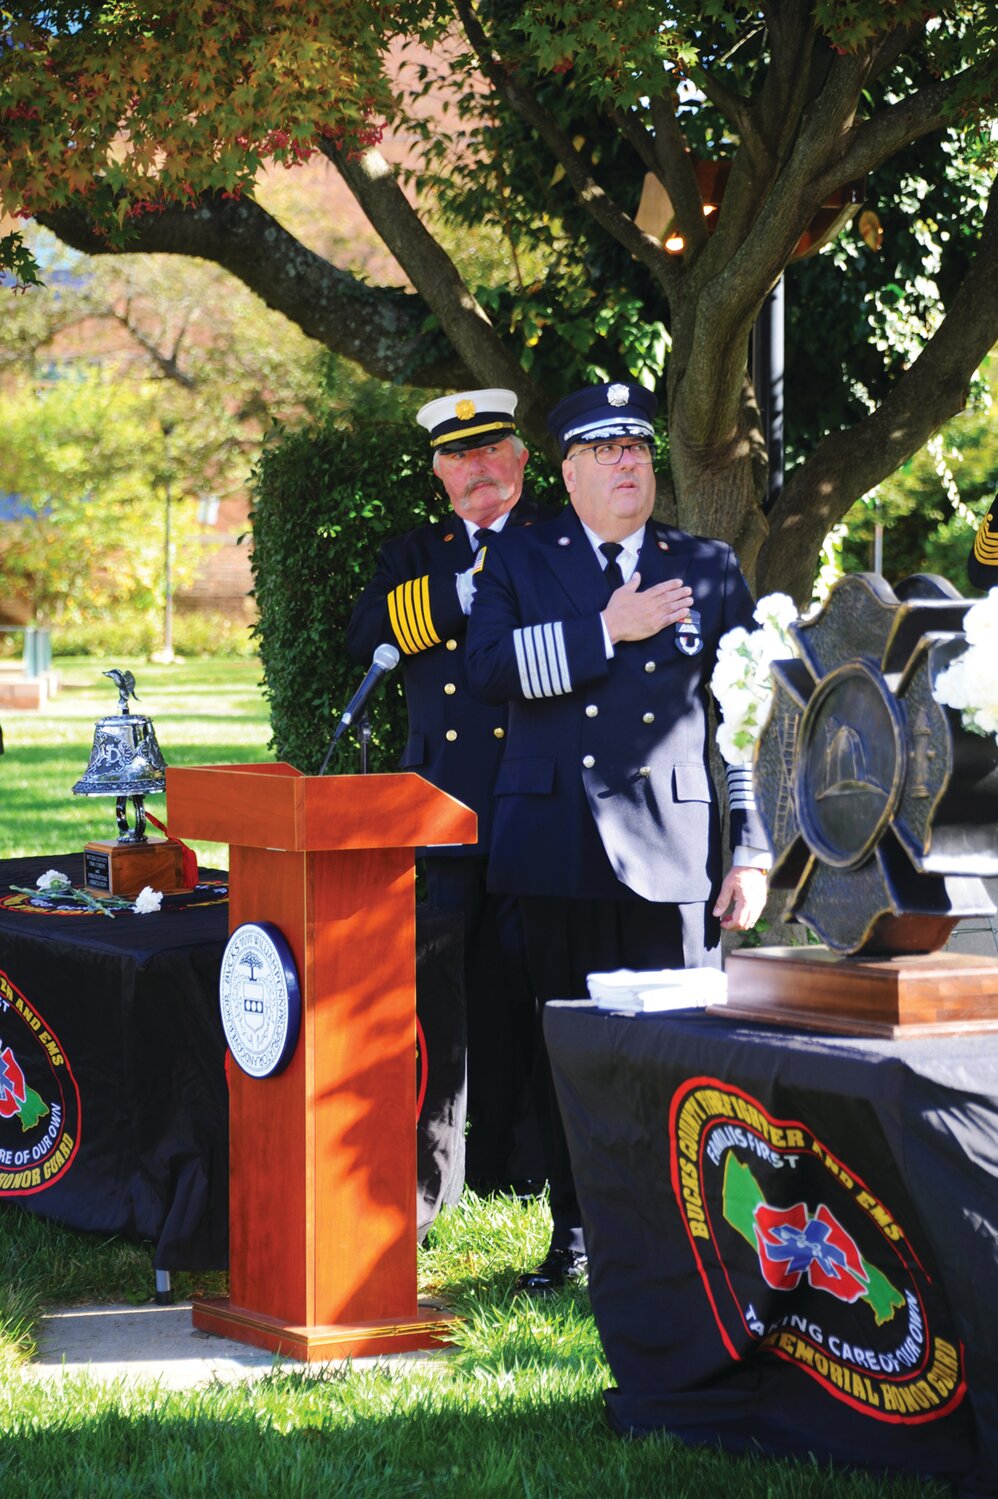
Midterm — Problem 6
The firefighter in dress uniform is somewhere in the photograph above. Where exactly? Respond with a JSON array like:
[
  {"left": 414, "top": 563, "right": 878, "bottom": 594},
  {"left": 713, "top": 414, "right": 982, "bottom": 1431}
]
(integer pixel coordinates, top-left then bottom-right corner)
[
  {"left": 465, "top": 380, "right": 771, "bottom": 1291},
  {"left": 347, "top": 389, "right": 546, "bottom": 1191}
]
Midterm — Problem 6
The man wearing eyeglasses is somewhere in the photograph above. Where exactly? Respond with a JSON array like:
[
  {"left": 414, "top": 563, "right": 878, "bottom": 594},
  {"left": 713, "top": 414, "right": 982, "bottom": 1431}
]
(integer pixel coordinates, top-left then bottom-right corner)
[
  {"left": 347, "top": 389, "right": 549, "bottom": 1199},
  {"left": 466, "top": 379, "right": 769, "bottom": 1292}
]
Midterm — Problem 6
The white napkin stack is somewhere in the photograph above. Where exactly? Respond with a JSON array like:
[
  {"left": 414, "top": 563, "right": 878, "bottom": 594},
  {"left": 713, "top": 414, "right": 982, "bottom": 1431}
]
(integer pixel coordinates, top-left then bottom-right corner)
[{"left": 587, "top": 966, "right": 728, "bottom": 1013}]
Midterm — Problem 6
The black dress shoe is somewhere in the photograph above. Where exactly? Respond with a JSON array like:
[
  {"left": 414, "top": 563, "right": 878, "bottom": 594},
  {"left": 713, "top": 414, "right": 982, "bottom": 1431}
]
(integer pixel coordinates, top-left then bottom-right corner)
[
  {"left": 514, "top": 1248, "right": 587, "bottom": 1294},
  {"left": 510, "top": 1178, "right": 546, "bottom": 1203}
]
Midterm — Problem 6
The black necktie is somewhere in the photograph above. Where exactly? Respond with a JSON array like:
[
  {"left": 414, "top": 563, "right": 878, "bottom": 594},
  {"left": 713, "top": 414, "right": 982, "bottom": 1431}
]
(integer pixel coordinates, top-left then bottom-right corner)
[
  {"left": 600, "top": 541, "right": 625, "bottom": 595},
  {"left": 475, "top": 527, "right": 491, "bottom": 550}
]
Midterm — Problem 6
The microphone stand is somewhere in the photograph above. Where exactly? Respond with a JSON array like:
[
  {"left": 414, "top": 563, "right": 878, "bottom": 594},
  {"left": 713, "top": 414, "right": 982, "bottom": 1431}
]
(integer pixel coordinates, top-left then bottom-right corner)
[
  {"left": 357, "top": 711, "right": 372, "bottom": 775},
  {"left": 318, "top": 712, "right": 373, "bottom": 778}
]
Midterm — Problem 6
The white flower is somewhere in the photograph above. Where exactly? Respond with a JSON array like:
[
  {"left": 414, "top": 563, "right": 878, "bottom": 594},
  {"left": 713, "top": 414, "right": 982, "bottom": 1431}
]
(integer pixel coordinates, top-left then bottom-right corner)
[
  {"left": 36, "top": 869, "right": 71, "bottom": 891},
  {"left": 710, "top": 594, "right": 800, "bottom": 766},
  {"left": 132, "top": 886, "right": 163, "bottom": 914},
  {"left": 933, "top": 591, "right": 998, "bottom": 746},
  {"left": 964, "top": 589, "right": 998, "bottom": 648},
  {"left": 753, "top": 592, "right": 798, "bottom": 635},
  {"left": 716, "top": 718, "right": 753, "bottom": 767}
]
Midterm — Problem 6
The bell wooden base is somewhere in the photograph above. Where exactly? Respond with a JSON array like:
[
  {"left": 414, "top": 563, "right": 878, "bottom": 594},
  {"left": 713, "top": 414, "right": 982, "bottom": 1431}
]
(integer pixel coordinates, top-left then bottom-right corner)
[
  {"left": 191, "top": 1297, "right": 458, "bottom": 1361},
  {"left": 82, "top": 836, "right": 185, "bottom": 897},
  {"left": 721, "top": 946, "right": 998, "bottom": 1038}
]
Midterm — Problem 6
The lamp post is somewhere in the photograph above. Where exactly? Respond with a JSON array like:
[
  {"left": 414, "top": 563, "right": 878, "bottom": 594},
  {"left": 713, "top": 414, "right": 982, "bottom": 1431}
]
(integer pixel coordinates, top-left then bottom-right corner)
[
  {"left": 636, "top": 163, "right": 864, "bottom": 514},
  {"left": 159, "top": 420, "right": 176, "bottom": 665},
  {"left": 751, "top": 276, "right": 785, "bottom": 514}
]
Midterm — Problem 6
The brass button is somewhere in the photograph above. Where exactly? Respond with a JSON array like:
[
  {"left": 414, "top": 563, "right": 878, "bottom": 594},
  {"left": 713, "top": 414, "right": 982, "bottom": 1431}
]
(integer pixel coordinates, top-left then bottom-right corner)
[
  {"left": 585, "top": 704, "right": 598, "bottom": 718},
  {"left": 444, "top": 682, "right": 456, "bottom": 694},
  {"left": 493, "top": 727, "right": 505, "bottom": 739},
  {"left": 445, "top": 730, "right": 458, "bottom": 742},
  {"left": 642, "top": 712, "right": 655, "bottom": 724},
  {"left": 639, "top": 766, "right": 651, "bottom": 778},
  {"left": 445, "top": 638, "right": 458, "bottom": 651},
  {"left": 644, "top": 661, "right": 656, "bottom": 673},
  {"left": 582, "top": 754, "right": 595, "bottom": 769}
]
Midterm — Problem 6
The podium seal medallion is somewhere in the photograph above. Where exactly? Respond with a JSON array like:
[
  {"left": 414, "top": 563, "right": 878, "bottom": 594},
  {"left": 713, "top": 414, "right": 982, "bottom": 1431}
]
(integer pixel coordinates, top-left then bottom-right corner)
[{"left": 220, "top": 922, "right": 301, "bottom": 1079}]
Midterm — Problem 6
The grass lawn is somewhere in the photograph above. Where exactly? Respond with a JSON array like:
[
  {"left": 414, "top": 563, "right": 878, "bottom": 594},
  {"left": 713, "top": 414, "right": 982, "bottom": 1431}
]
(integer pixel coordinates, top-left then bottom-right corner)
[
  {"left": 0, "top": 657, "right": 273, "bottom": 868},
  {"left": 0, "top": 659, "right": 951, "bottom": 1497}
]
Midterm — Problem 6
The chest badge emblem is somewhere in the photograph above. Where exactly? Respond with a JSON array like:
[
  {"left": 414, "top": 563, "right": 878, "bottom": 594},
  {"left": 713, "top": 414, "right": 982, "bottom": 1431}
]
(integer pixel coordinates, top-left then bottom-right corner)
[{"left": 676, "top": 609, "right": 703, "bottom": 656}]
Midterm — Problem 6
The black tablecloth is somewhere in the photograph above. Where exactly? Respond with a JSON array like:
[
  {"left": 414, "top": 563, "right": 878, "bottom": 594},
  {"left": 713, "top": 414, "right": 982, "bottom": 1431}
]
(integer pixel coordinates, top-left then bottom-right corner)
[
  {"left": 0, "top": 853, "right": 231, "bottom": 1269},
  {"left": 0, "top": 854, "right": 465, "bottom": 1267},
  {"left": 545, "top": 1000, "right": 998, "bottom": 1496}
]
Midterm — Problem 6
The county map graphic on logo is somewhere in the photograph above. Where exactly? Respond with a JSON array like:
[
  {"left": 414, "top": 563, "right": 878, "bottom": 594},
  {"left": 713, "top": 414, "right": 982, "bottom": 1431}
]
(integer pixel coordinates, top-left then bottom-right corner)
[
  {"left": 669, "top": 1077, "right": 965, "bottom": 1422},
  {"left": 0, "top": 969, "right": 80, "bottom": 1194}
]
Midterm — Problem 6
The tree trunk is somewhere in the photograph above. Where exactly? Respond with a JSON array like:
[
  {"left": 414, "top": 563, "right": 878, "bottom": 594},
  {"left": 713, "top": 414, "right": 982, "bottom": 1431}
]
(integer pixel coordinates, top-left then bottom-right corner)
[{"left": 668, "top": 373, "right": 770, "bottom": 588}]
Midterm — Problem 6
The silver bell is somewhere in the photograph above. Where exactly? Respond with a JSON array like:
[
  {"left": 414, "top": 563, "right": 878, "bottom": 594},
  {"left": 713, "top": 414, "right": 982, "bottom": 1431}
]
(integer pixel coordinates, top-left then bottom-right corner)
[{"left": 72, "top": 669, "right": 168, "bottom": 843}]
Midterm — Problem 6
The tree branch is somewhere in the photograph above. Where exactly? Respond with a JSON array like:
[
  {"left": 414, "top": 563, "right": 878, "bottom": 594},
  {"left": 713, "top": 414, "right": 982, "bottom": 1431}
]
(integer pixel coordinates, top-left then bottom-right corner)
[
  {"left": 109, "top": 300, "right": 197, "bottom": 389},
  {"left": 810, "top": 55, "right": 998, "bottom": 199},
  {"left": 327, "top": 142, "right": 551, "bottom": 447},
  {"left": 648, "top": 94, "right": 710, "bottom": 255},
  {"left": 33, "top": 192, "right": 469, "bottom": 389},
  {"left": 453, "top": 0, "right": 680, "bottom": 298},
  {"left": 759, "top": 169, "right": 998, "bottom": 601},
  {"left": 608, "top": 104, "right": 660, "bottom": 179}
]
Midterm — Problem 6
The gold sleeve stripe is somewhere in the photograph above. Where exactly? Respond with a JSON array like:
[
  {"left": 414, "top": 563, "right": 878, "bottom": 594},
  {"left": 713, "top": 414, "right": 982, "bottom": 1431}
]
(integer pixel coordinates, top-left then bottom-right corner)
[
  {"left": 403, "top": 579, "right": 430, "bottom": 650},
  {"left": 412, "top": 573, "right": 441, "bottom": 648},
  {"left": 387, "top": 576, "right": 440, "bottom": 654},
  {"left": 388, "top": 585, "right": 420, "bottom": 654},
  {"left": 974, "top": 516, "right": 998, "bottom": 563}
]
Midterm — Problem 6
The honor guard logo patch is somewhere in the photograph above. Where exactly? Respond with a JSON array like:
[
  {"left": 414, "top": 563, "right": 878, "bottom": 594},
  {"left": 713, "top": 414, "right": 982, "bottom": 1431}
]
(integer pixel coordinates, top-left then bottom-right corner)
[
  {"left": 669, "top": 1078, "right": 965, "bottom": 1423},
  {"left": 0, "top": 970, "right": 81, "bottom": 1194},
  {"left": 219, "top": 923, "right": 301, "bottom": 1079},
  {"left": 676, "top": 609, "right": 703, "bottom": 656}
]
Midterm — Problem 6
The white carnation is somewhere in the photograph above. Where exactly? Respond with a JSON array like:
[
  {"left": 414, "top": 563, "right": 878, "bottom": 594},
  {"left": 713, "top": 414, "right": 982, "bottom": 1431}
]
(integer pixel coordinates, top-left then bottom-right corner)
[
  {"left": 132, "top": 886, "right": 163, "bottom": 914},
  {"left": 753, "top": 592, "right": 798, "bottom": 636},
  {"left": 36, "top": 869, "right": 71, "bottom": 891},
  {"left": 712, "top": 600, "right": 801, "bottom": 766},
  {"left": 716, "top": 718, "right": 753, "bottom": 767},
  {"left": 934, "top": 617, "right": 998, "bottom": 745},
  {"left": 964, "top": 590, "right": 998, "bottom": 649}
]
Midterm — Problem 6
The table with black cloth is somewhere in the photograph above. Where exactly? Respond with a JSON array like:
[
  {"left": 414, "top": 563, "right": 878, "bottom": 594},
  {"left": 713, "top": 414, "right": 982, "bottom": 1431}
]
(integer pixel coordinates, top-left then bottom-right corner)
[
  {"left": 0, "top": 853, "right": 465, "bottom": 1270},
  {"left": 545, "top": 999, "right": 998, "bottom": 1497}
]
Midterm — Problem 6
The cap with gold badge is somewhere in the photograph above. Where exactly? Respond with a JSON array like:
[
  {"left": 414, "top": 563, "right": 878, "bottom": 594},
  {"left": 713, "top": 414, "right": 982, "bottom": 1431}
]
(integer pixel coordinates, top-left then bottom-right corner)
[{"left": 417, "top": 389, "right": 518, "bottom": 454}]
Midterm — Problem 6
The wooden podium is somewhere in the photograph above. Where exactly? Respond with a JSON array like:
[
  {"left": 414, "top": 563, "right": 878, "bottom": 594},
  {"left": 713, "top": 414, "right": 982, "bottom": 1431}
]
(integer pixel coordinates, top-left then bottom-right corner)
[{"left": 166, "top": 762, "right": 476, "bottom": 1360}]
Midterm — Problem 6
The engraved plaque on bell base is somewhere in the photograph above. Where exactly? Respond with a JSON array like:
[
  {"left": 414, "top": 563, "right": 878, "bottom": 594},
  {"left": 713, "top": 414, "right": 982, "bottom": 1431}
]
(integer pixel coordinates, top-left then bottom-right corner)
[{"left": 82, "top": 837, "right": 185, "bottom": 897}]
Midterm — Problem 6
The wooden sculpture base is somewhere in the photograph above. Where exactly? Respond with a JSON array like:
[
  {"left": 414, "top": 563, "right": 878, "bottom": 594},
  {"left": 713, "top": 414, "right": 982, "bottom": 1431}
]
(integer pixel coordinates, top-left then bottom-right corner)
[
  {"left": 192, "top": 1298, "right": 458, "bottom": 1361},
  {"left": 82, "top": 836, "right": 185, "bottom": 897},
  {"left": 720, "top": 946, "right": 998, "bottom": 1038}
]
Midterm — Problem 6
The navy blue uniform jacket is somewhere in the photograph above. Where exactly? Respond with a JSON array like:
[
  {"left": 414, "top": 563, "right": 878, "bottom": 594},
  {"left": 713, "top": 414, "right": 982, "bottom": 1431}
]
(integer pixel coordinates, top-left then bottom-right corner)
[
  {"left": 464, "top": 506, "right": 765, "bottom": 902},
  {"left": 968, "top": 500, "right": 998, "bottom": 590},
  {"left": 346, "top": 501, "right": 546, "bottom": 856}
]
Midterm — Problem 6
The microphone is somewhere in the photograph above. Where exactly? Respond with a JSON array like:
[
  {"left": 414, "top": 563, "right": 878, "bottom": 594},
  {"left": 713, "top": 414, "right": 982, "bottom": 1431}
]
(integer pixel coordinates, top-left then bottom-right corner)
[{"left": 318, "top": 643, "right": 401, "bottom": 774}]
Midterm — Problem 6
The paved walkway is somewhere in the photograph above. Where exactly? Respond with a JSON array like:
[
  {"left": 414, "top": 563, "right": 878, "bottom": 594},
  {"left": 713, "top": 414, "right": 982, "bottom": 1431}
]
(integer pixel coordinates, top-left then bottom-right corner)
[{"left": 28, "top": 1301, "right": 448, "bottom": 1388}]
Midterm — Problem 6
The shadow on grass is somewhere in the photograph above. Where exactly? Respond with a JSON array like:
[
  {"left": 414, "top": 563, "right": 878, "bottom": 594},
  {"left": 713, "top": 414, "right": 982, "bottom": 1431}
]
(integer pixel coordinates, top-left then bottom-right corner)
[{"left": 0, "top": 1381, "right": 954, "bottom": 1499}]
